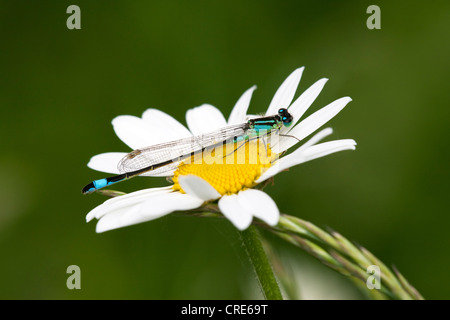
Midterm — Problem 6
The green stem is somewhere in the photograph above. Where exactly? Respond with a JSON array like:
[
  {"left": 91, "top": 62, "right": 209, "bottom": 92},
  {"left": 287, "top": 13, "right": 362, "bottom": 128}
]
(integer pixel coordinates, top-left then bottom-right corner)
[
  {"left": 184, "top": 210, "right": 422, "bottom": 300},
  {"left": 239, "top": 225, "right": 283, "bottom": 300}
]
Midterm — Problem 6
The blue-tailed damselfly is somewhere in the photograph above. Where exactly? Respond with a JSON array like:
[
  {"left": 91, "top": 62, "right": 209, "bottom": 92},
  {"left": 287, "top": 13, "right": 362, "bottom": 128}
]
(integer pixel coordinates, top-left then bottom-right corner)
[{"left": 82, "top": 108, "right": 294, "bottom": 194}]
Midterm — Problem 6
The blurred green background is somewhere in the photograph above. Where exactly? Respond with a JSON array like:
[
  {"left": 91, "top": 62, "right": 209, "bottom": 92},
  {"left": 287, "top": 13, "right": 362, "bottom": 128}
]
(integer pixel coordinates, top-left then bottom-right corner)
[{"left": 0, "top": 0, "right": 449, "bottom": 299}]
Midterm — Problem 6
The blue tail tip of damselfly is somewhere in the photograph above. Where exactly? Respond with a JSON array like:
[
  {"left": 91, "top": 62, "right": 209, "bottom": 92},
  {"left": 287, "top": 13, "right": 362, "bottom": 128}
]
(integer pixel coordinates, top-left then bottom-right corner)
[
  {"left": 82, "top": 178, "right": 108, "bottom": 194},
  {"left": 82, "top": 182, "right": 97, "bottom": 195},
  {"left": 82, "top": 176, "right": 126, "bottom": 195}
]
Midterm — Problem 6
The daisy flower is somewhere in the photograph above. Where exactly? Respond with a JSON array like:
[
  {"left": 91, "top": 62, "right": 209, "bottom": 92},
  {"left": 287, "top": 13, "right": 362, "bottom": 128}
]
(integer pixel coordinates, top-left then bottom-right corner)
[{"left": 85, "top": 67, "right": 356, "bottom": 232}]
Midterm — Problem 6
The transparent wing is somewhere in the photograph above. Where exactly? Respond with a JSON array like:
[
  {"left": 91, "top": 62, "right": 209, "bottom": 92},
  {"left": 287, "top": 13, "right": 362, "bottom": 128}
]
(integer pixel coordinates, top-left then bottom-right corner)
[{"left": 117, "top": 124, "right": 248, "bottom": 176}]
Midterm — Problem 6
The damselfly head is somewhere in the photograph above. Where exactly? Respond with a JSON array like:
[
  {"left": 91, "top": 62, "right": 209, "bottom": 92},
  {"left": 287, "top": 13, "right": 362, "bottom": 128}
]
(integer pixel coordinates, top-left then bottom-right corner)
[{"left": 278, "top": 108, "right": 293, "bottom": 127}]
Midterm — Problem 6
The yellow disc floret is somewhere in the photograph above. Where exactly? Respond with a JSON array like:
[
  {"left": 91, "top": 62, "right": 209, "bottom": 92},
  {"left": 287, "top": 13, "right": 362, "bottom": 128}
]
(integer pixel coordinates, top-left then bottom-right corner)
[{"left": 172, "top": 139, "right": 276, "bottom": 195}]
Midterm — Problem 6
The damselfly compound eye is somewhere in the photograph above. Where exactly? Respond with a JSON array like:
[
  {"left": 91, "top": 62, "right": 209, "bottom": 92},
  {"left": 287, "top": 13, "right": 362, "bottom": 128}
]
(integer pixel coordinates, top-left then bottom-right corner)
[{"left": 278, "top": 108, "right": 293, "bottom": 127}]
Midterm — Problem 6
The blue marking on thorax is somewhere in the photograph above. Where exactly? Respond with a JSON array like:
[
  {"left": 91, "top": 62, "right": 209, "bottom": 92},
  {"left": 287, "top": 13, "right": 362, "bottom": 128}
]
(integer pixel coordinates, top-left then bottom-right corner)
[
  {"left": 252, "top": 119, "right": 281, "bottom": 133},
  {"left": 254, "top": 125, "right": 275, "bottom": 131}
]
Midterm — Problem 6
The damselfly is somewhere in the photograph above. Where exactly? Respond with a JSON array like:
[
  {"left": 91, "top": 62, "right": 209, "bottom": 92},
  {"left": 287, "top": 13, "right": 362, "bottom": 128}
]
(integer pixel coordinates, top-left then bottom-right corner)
[{"left": 82, "top": 108, "right": 294, "bottom": 194}]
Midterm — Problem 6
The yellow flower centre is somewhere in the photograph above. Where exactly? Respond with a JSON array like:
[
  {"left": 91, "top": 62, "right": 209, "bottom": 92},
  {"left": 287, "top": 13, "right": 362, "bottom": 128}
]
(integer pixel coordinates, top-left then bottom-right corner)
[{"left": 172, "top": 140, "right": 276, "bottom": 195}]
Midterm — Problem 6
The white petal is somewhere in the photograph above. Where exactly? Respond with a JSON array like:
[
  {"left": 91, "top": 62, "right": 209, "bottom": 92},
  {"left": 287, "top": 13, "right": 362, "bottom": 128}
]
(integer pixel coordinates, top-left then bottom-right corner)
[
  {"left": 86, "top": 186, "right": 172, "bottom": 222},
  {"left": 279, "top": 97, "right": 352, "bottom": 151},
  {"left": 95, "top": 204, "right": 141, "bottom": 233},
  {"left": 289, "top": 127, "right": 333, "bottom": 153},
  {"left": 218, "top": 194, "right": 253, "bottom": 230},
  {"left": 87, "top": 152, "right": 127, "bottom": 174},
  {"left": 186, "top": 104, "right": 227, "bottom": 135},
  {"left": 257, "top": 138, "right": 356, "bottom": 183},
  {"left": 141, "top": 108, "right": 192, "bottom": 143},
  {"left": 284, "top": 78, "right": 328, "bottom": 133},
  {"left": 228, "top": 86, "right": 257, "bottom": 125},
  {"left": 272, "top": 124, "right": 333, "bottom": 157},
  {"left": 257, "top": 128, "right": 337, "bottom": 183},
  {"left": 237, "top": 189, "right": 279, "bottom": 226},
  {"left": 178, "top": 175, "right": 221, "bottom": 201},
  {"left": 95, "top": 191, "right": 203, "bottom": 233},
  {"left": 302, "top": 139, "right": 357, "bottom": 161},
  {"left": 112, "top": 115, "right": 157, "bottom": 150},
  {"left": 136, "top": 192, "right": 203, "bottom": 220},
  {"left": 266, "top": 67, "right": 304, "bottom": 116}
]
